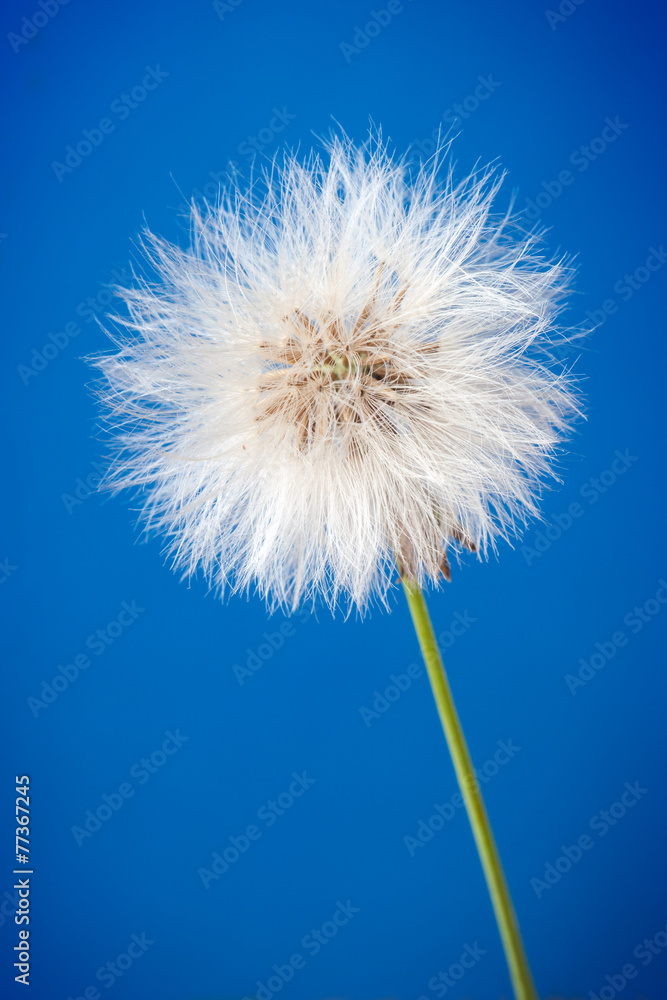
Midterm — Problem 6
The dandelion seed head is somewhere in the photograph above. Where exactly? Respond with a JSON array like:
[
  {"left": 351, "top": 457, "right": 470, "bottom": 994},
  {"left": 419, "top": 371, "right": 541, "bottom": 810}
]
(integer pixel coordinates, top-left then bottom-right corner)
[{"left": 93, "top": 132, "right": 581, "bottom": 613}]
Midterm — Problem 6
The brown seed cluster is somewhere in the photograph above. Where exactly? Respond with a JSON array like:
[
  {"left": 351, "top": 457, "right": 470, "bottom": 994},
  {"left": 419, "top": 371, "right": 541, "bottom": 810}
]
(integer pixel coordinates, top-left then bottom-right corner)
[
  {"left": 255, "top": 285, "right": 431, "bottom": 450},
  {"left": 255, "top": 278, "right": 475, "bottom": 581}
]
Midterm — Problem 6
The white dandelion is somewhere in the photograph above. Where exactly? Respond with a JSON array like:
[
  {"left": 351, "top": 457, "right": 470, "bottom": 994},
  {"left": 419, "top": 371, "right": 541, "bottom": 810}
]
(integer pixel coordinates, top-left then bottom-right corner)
[
  {"left": 93, "top": 132, "right": 581, "bottom": 1000},
  {"left": 99, "top": 133, "right": 573, "bottom": 609},
  {"left": 94, "top": 133, "right": 577, "bottom": 615}
]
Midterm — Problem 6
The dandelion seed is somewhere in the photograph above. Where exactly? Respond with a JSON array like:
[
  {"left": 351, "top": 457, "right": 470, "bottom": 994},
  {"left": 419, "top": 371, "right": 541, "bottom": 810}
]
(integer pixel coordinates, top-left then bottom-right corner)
[{"left": 93, "top": 133, "right": 578, "bottom": 614}]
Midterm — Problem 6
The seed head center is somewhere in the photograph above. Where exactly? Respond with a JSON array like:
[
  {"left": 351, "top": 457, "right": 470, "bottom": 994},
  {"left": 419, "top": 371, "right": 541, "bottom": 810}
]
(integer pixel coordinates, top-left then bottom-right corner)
[{"left": 255, "top": 306, "right": 408, "bottom": 447}]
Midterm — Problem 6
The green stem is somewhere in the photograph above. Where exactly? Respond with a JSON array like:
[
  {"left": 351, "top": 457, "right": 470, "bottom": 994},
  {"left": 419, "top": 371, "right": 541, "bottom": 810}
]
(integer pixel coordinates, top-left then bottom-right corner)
[{"left": 401, "top": 577, "right": 537, "bottom": 1000}]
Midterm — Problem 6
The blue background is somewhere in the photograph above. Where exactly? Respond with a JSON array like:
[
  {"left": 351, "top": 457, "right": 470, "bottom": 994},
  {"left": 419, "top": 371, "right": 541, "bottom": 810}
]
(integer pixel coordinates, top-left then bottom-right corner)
[{"left": 2, "top": 1, "right": 667, "bottom": 998}]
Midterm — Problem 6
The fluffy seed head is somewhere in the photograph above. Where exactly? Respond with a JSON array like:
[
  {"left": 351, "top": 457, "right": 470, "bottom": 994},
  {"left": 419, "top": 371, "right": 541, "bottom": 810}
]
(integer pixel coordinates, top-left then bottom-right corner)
[{"left": 93, "top": 133, "right": 580, "bottom": 613}]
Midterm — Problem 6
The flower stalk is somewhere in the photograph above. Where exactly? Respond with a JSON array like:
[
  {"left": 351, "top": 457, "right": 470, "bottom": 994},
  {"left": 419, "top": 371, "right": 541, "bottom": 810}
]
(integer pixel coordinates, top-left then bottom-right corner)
[{"left": 401, "top": 576, "right": 537, "bottom": 1000}]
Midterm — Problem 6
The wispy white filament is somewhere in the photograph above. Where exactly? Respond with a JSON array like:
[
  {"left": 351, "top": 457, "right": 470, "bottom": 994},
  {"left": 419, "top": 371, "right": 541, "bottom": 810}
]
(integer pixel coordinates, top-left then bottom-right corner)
[{"left": 94, "top": 133, "right": 579, "bottom": 612}]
